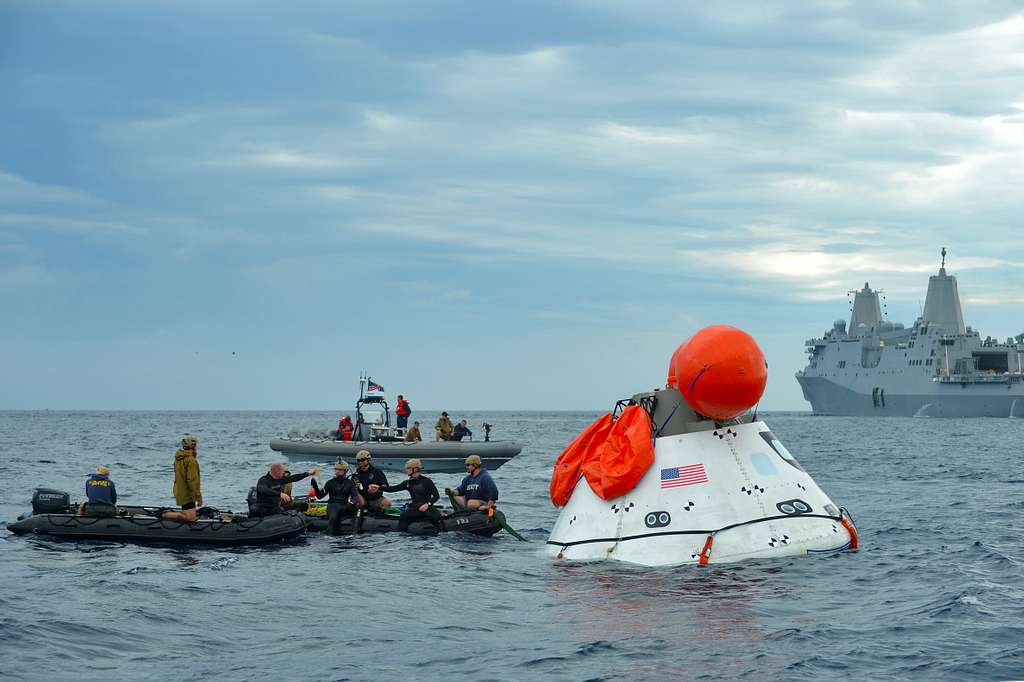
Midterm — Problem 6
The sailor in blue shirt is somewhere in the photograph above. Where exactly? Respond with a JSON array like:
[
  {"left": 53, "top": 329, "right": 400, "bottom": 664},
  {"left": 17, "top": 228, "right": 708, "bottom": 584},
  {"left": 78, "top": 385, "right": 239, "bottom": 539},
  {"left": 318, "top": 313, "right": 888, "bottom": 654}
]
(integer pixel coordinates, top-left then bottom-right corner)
[
  {"left": 447, "top": 455, "right": 499, "bottom": 510},
  {"left": 77, "top": 465, "right": 118, "bottom": 517}
]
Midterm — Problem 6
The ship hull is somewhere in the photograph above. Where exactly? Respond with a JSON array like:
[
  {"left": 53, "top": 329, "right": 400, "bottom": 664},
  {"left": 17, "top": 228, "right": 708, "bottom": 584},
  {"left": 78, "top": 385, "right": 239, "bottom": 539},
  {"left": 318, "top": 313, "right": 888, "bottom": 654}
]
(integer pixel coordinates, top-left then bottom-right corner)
[{"left": 797, "top": 375, "right": 1024, "bottom": 417}]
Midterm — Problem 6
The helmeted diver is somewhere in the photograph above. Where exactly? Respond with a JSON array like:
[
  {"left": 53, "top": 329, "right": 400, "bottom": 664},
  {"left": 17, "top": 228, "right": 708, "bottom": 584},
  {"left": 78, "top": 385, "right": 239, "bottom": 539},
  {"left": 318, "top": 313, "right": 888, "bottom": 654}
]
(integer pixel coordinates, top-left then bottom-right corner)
[
  {"left": 547, "top": 325, "right": 858, "bottom": 567},
  {"left": 796, "top": 248, "right": 1024, "bottom": 417}
]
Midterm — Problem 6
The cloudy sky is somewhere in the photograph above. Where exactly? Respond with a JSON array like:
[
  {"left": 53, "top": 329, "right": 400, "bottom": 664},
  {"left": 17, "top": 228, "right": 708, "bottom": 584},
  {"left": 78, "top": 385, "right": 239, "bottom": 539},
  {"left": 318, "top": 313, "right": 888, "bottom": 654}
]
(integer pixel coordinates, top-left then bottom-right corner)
[{"left": 2, "top": 1, "right": 1022, "bottom": 411}]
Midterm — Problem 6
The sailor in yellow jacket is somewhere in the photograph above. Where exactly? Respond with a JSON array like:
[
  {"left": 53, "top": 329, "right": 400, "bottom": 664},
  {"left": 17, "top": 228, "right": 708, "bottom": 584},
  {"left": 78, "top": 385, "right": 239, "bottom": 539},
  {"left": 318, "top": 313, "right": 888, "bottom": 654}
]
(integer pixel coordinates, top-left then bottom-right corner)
[
  {"left": 162, "top": 435, "right": 203, "bottom": 522},
  {"left": 435, "top": 412, "right": 454, "bottom": 441}
]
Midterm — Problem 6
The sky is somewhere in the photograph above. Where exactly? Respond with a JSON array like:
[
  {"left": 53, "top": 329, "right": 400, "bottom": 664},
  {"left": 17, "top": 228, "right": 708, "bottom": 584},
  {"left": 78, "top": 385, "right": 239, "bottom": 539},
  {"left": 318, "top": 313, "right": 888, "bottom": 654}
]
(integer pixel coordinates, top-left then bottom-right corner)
[{"left": 1, "top": 1, "right": 1022, "bottom": 411}]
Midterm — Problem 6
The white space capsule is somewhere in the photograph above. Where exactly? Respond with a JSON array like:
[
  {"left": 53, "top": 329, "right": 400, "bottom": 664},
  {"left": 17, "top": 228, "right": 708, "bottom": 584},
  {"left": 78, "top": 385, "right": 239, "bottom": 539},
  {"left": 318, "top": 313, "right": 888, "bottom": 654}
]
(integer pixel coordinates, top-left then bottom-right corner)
[{"left": 546, "top": 326, "right": 857, "bottom": 566}]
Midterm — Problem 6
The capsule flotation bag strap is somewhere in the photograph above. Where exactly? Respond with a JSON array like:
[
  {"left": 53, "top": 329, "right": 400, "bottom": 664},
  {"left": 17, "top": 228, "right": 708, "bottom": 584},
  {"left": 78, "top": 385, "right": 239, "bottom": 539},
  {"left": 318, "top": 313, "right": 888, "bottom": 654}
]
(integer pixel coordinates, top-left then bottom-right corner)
[
  {"left": 550, "top": 413, "right": 614, "bottom": 507},
  {"left": 581, "top": 405, "right": 655, "bottom": 501}
]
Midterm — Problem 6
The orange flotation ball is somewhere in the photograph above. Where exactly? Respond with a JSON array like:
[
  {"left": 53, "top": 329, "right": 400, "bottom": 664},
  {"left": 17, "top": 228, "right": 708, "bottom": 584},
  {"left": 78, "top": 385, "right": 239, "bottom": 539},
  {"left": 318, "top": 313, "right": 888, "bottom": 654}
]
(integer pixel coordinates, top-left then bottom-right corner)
[
  {"left": 581, "top": 405, "right": 655, "bottom": 501},
  {"left": 666, "top": 339, "right": 690, "bottom": 388},
  {"left": 550, "top": 413, "right": 613, "bottom": 507},
  {"left": 672, "top": 324, "right": 767, "bottom": 420}
]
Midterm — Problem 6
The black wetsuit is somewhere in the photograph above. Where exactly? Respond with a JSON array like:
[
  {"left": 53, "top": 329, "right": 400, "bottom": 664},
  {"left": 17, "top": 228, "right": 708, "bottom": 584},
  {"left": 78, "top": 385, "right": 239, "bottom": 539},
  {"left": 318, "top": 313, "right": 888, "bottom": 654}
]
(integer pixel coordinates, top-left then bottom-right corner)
[
  {"left": 381, "top": 475, "right": 442, "bottom": 532},
  {"left": 311, "top": 476, "right": 361, "bottom": 535},
  {"left": 353, "top": 465, "right": 389, "bottom": 507},
  {"left": 251, "top": 471, "right": 310, "bottom": 517}
]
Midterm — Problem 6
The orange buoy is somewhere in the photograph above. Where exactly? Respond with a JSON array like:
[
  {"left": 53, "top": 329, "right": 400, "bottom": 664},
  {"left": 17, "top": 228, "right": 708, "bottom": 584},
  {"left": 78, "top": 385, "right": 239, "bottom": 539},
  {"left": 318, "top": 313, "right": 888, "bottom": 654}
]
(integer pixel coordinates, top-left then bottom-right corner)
[
  {"left": 666, "top": 339, "right": 690, "bottom": 388},
  {"left": 672, "top": 324, "right": 767, "bottom": 420}
]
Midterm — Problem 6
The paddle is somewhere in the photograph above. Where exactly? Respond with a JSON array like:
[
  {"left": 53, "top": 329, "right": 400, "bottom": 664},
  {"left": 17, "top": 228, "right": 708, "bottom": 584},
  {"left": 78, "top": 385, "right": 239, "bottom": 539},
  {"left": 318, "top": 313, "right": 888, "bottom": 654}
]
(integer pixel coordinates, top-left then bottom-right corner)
[{"left": 487, "top": 501, "right": 528, "bottom": 542}]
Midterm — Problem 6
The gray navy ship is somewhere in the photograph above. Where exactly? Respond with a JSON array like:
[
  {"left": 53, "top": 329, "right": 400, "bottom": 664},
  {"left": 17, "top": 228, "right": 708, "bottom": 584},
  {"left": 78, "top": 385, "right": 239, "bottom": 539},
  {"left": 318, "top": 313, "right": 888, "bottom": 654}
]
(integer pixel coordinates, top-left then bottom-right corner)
[{"left": 796, "top": 249, "right": 1024, "bottom": 417}]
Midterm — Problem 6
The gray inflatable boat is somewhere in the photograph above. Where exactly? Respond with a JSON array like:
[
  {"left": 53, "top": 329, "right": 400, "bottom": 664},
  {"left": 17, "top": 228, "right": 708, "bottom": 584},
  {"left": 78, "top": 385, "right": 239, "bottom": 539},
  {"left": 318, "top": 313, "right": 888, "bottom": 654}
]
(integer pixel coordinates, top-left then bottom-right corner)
[{"left": 269, "top": 437, "right": 523, "bottom": 472}]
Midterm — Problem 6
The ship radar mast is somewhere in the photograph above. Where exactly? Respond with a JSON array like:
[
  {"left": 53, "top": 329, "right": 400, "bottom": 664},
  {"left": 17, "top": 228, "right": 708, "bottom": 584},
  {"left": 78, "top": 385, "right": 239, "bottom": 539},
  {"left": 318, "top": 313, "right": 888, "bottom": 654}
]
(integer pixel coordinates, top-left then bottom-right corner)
[{"left": 922, "top": 247, "right": 965, "bottom": 334}]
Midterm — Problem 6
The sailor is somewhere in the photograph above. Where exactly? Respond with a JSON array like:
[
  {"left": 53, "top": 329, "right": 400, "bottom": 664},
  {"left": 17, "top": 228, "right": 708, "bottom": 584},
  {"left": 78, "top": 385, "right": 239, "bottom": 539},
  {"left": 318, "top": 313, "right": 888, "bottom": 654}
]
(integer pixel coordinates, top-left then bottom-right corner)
[
  {"left": 395, "top": 394, "right": 412, "bottom": 429},
  {"left": 77, "top": 465, "right": 118, "bottom": 517},
  {"left": 404, "top": 421, "right": 423, "bottom": 443},
  {"left": 379, "top": 458, "right": 442, "bottom": 532},
  {"left": 251, "top": 462, "right": 317, "bottom": 517},
  {"left": 435, "top": 412, "right": 454, "bottom": 441},
  {"left": 162, "top": 436, "right": 203, "bottom": 522},
  {"left": 336, "top": 416, "right": 354, "bottom": 442},
  {"left": 447, "top": 455, "right": 498, "bottom": 510},
  {"left": 451, "top": 419, "right": 472, "bottom": 442},
  {"left": 355, "top": 450, "right": 392, "bottom": 511},
  {"left": 311, "top": 460, "right": 363, "bottom": 535}
]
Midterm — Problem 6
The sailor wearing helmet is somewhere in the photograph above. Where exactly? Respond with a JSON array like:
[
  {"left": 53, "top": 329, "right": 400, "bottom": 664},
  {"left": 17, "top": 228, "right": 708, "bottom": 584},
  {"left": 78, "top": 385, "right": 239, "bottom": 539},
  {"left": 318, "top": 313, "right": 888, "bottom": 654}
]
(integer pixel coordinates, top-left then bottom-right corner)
[
  {"left": 446, "top": 455, "right": 499, "bottom": 510},
  {"left": 379, "top": 458, "right": 442, "bottom": 532}
]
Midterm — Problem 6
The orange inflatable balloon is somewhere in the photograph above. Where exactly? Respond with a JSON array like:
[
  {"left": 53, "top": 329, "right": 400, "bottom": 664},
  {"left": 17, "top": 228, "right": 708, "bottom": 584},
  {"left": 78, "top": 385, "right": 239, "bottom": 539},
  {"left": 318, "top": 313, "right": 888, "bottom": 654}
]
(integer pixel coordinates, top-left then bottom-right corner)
[
  {"left": 666, "top": 339, "right": 690, "bottom": 388},
  {"left": 671, "top": 325, "right": 767, "bottom": 420}
]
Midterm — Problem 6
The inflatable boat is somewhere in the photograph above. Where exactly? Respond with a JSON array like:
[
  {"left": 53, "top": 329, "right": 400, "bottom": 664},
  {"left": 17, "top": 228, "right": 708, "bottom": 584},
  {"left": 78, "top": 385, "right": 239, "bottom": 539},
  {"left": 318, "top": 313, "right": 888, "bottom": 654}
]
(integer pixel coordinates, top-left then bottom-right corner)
[
  {"left": 7, "top": 489, "right": 306, "bottom": 546},
  {"left": 270, "top": 438, "right": 523, "bottom": 473},
  {"left": 271, "top": 375, "right": 524, "bottom": 472},
  {"left": 301, "top": 503, "right": 505, "bottom": 537}
]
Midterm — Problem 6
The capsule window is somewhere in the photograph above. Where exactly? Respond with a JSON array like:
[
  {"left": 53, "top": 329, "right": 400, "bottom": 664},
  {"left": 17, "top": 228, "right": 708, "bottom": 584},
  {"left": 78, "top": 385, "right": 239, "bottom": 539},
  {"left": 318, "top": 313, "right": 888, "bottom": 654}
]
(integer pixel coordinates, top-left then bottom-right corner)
[{"left": 758, "top": 431, "right": 805, "bottom": 472}]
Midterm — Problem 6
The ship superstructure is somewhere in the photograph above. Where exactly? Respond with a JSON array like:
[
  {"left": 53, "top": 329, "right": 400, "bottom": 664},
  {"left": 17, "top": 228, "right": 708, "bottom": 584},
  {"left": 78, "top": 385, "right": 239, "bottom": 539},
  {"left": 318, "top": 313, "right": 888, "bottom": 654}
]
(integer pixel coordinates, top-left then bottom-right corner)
[{"left": 796, "top": 249, "right": 1024, "bottom": 417}]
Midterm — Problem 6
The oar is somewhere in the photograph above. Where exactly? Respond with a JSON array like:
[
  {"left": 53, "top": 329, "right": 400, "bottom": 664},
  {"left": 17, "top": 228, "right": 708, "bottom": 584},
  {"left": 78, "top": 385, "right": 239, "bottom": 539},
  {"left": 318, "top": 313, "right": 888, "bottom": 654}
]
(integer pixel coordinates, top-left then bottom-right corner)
[{"left": 487, "top": 500, "right": 528, "bottom": 542}]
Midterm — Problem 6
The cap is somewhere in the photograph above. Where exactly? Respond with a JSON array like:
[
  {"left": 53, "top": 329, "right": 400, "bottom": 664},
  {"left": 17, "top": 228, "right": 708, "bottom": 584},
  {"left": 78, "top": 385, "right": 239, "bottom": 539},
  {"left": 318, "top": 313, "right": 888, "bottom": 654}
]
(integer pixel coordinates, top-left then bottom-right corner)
[
  {"left": 96, "top": 465, "right": 110, "bottom": 475},
  {"left": 405, "top": 458, "right": 423, "bottom": 470},
  {"left": 181, "top": 435, "right": 197, "bottom": 449},
  {"left": 464, "top": 455, "right": 481, "bottom": 466},
  {"left": 355, "top": 450, "right": 371, "bottom": 461},
  {"left": 334, "top": 460, "right": 349, "bottom": 472},
  {"left": 441, "top": 411, "right": 448, "bottom": 416}
]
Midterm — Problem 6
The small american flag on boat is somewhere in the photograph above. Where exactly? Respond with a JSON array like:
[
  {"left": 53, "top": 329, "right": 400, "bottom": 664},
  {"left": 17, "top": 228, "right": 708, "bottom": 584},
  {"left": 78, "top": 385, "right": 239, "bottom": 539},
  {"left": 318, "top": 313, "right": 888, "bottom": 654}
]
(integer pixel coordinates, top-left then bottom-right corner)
[
  {"left": 367, "top": 379, "right": 384, "bottom": 392},
  {"left": 660, "top": 463, "right": 708, "bottom": 489}
]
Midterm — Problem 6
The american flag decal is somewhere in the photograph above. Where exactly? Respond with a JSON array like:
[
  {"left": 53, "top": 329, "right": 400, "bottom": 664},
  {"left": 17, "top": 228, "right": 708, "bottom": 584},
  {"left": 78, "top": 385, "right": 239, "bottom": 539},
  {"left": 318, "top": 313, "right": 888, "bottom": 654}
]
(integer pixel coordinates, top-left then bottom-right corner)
[{"left": 660, "top": 463, "right": 709, "bottom": 489}]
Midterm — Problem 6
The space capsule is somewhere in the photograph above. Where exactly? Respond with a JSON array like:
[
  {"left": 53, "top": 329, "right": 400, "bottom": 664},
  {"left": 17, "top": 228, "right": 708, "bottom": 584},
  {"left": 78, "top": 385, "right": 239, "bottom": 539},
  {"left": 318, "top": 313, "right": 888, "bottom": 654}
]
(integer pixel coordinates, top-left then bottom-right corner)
[{"left": 547, "top": 325, "right": 858, "bottom": 566}]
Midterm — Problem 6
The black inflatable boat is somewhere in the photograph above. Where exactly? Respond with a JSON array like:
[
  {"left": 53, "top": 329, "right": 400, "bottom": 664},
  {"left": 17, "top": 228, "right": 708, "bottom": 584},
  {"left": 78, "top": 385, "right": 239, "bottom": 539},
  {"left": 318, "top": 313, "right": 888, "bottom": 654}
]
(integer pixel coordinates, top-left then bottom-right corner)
[
  {"left": 7, "top": 489, "right": 306, "bottom": 546},
  {"left": 302, "top": 503, "right": 505, "bottom": 537}
]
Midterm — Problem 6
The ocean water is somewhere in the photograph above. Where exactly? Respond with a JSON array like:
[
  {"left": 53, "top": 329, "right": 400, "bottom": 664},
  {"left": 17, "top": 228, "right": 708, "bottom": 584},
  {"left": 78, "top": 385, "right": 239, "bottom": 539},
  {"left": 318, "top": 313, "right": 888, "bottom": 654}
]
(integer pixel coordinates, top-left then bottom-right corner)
[{"left": 1, "top": 410, "right": 1022, "bottom": 681}]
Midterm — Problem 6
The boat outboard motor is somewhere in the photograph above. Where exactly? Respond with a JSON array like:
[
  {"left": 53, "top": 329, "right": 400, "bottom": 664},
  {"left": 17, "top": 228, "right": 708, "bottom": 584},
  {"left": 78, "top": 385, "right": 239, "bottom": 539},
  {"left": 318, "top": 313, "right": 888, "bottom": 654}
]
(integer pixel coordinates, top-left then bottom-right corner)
[
  {"left": 483, "top": 423, "right": 492, "bottom": 442},
  {"left": 32, "top": 488, "right": 71, "bottom": 515},
  {"left": 247, "top": 487, "right": 260, "bottom": 515}
]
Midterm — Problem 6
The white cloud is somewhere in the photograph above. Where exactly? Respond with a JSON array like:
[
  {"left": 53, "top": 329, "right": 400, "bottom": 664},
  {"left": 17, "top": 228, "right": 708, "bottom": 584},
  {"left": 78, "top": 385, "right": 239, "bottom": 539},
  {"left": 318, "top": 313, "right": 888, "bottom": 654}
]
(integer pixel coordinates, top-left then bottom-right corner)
[
  {"left": 0, "top": 212, "right": 145, "bottom": 235},
  {"left": 0, "top": 170, "right": 98, "bottom": 205}
]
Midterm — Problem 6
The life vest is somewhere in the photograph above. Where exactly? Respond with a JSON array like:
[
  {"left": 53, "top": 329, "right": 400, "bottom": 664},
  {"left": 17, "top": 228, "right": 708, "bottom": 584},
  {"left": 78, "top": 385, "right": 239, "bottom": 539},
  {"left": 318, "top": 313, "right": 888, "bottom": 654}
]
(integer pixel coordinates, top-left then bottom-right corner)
[
  {"left": 549, "top": 413, "right": 613, "bottom": 507},
  {"left": 396, "top": 400, "right": 411, "bottom": 416},
  {"left": 580, "top": 405, "right": 655, "bottom": 501},
  {"left": 341, "top": 427, "right": 353, "bottom": 441}
]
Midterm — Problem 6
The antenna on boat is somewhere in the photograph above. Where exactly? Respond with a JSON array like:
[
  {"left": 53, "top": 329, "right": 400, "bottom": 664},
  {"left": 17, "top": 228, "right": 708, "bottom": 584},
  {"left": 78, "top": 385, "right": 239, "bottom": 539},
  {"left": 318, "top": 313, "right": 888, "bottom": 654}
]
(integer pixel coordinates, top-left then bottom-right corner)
[{"left": 940, "top": 246, "right": 947, "bottom": 270}]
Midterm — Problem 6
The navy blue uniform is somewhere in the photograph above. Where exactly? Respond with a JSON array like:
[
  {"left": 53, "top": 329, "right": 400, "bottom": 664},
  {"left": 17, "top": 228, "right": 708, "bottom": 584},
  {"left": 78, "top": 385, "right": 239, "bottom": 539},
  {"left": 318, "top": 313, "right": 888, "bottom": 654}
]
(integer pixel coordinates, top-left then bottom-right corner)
[
  {"left": 84, "top": 474, "right": 117, "bottom": 517},
  {"left": 85, "top": 474, "right": 116, "bottom": 504},
  {"left": 455, "top": 470, "right": 498, "bottom": 503},
  {"left": 451, "top": 424, "right": 472, "bottom": 441}
]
